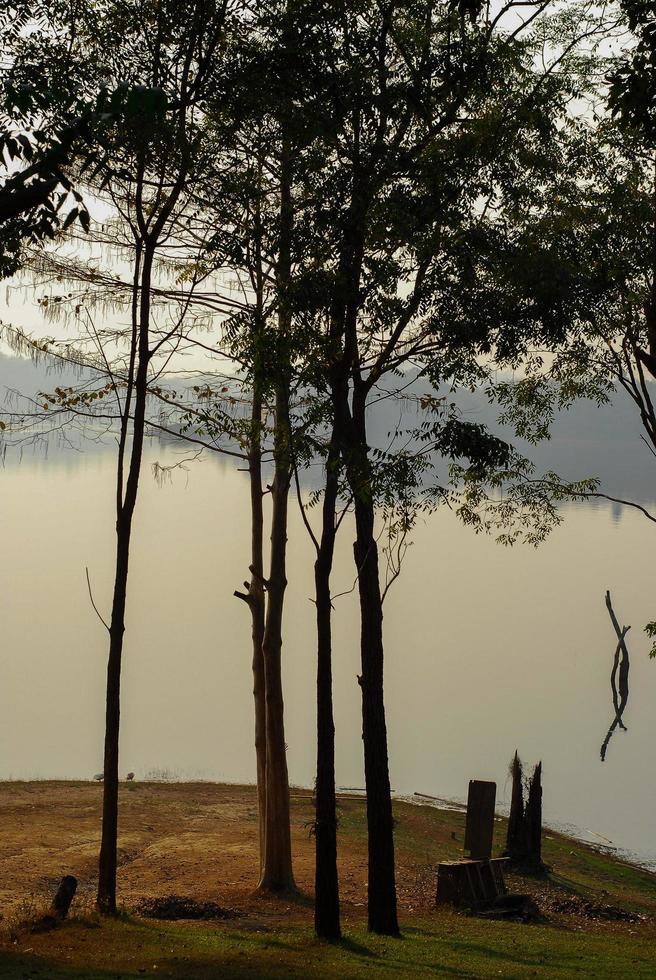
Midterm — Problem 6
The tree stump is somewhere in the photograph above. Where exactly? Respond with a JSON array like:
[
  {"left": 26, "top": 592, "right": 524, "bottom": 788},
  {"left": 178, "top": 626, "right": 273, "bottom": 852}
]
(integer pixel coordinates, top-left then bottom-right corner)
[
  {"left": 436, "top": 859, "right": 507, "bottom": 909},
  {"left": 523, "top": 762, "right": 543, "bottom": 870},
  {"left": 504, "top": 753, "right": 544, "bottom": 871},
  {"left": 506, "top": 751, "right": 524, "bottom": 861},
  {"left": 51, "top": 875, "right": 77, "bottom": 920}
]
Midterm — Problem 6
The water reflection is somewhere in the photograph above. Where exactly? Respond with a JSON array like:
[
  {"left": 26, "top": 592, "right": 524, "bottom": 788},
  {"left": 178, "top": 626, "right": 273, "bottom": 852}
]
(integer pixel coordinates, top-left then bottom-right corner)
[{"left": 600, "top": 592, "right": 631, "bottom": 762}]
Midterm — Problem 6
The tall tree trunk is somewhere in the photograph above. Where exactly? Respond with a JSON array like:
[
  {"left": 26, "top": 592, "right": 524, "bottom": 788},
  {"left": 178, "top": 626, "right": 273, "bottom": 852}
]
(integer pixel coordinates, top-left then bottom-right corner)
[
  {"left": 236, "top": 145, "right": 267, "bottom": 871},
  {"left": 245, "top": 387, "right": 266, "bottom": 869},
  {"left": 352, "top": 486, "right": 398, "bottom": 935},
  {"left": 258, "top": 382, "right": 295, "bottom": 892},
  {"left": 258, "top": 123, "right": 295, "bottom": 894},
  {"left": 336, "top": 386, "right": 398, "bottom": 935},
  {"left": 314, "top": 433, "right": 340, "bottom": 939},
  {"left": 329, "top": 210, "right": 398, "bottom": 933},
  {"left": 97, "top": 245, "right": 153, "bottom": 914}
]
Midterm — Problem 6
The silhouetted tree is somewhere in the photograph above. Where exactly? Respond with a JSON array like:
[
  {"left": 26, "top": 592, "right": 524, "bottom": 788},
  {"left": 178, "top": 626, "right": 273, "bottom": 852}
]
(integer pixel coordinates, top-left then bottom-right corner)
[
  {"left": 284, "top": 0, "right": 609, "bottom": 936},
  {"left": 488, "top": 2, "right": 656, "bottom": 653},
  {"left": 4, "top": 0, "right": 236, "bottom": 914}
]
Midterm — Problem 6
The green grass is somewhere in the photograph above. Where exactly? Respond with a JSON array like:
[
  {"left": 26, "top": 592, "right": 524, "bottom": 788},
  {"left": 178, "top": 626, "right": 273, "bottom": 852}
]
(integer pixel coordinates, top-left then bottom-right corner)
[
  {"left": 2, "top": 790, "right": 656, "bottom": 979},
  {"left": 1, "top": 914, "right": 655, "bottom": 979},
  {"left": 540, "top": 834, "right": 656, "bottom": 913}
]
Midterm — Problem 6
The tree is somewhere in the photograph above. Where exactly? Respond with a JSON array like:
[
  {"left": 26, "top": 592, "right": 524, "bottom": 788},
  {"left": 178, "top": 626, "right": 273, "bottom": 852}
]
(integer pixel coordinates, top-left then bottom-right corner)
[
  {"left": 3, "top": 0, "right": 236, "bottom": 913},
  {"left": 1, "top": 0, "right": 623, "bottom": 932},
  {"left": 7, "top": 2, "right": 304, "bottom": 898},
  {"left": 283, "top": 0, "right": 613, "bottom": 935},
  {"left": 210, "top": 13, "right": 304, "bottom": 891},
  {"left": 487, "top": 1, "right": 656, "bottom": 648}
]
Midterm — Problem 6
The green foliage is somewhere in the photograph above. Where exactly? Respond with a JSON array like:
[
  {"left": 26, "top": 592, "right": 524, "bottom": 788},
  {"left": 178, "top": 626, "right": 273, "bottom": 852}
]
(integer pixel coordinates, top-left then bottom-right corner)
[
  {"left": 185, "top": 0, "right": 621, "bottom": 550},
  {"left": 609, "top": 1, "right": 656, "bottom": 140},
  {"left": 3, "top": 1, "right": 635, "bottom": 554},
  {"left": 0, "top": 0, "right": 229, "bottom": 280},
  {"left": 447, "top": 465, "right": 600, "bottom": 547},
  {"left": 644, "top": 621, "right": 656, "bottom": 658}
]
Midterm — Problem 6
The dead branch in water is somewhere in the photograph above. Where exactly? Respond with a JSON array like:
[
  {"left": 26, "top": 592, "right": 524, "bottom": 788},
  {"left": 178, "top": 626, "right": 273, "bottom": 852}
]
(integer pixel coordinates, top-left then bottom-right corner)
[{"left": 600, "top": 591, "right": 630, "bottom": 762}]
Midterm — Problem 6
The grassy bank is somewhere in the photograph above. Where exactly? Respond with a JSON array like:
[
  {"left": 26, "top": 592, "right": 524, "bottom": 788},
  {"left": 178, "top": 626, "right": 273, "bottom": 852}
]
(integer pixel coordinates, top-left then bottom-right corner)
[{"left": 0, "top": 782, "right": 654, "bottom": 978}]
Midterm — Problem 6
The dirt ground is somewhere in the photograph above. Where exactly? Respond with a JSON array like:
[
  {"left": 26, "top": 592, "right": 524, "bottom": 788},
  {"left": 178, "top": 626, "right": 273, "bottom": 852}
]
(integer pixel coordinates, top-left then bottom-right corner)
[
  {"left": 0, "top": 782, "right": 402, "bottom": 927},
  {"left": 1, "top": 780, "right": 655, "bottom": 934}
]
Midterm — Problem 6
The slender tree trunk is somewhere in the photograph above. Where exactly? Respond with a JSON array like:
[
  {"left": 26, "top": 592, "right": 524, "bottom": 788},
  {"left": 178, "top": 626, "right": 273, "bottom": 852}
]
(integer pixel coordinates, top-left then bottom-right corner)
[
  {"left": 352, "top": 487, "right": 398, "bottom": 935},
  {"left": 249, "top": 388, "right": 266, "bottom": 869},
  {"left": 97, "top": 245, "right": 153, "bottom": 914},
  {"left": 96, "top": 531, "right": 129, "bottom": 915},
  {"left": 258, "top": 125, "right": 295, "bottom": 894},
  {"left": 235, "top": 145, "right": 268, "bottom": 871},
  {"left": 258, "top": 382, "right": 295, "bottom": 892},
  {"left": 648, "top": 152, "right": 656, "bottom": 358},
  {"left": 314, "top": 433, "right": 340, "bottom": 939},
  {"left": 328, "top": 218, "right": 398, "bottom": 932}
]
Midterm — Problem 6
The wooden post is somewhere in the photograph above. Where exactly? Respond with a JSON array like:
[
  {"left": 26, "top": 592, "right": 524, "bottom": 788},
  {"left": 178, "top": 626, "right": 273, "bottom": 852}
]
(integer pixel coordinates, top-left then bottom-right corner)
[{"left": 464, "top": 780, "right": 496, "bottom": 860}]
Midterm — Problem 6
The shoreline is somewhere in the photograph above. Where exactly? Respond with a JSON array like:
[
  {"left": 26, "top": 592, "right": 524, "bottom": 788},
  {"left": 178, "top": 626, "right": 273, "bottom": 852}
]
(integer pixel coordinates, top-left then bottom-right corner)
[{"left": 2, "top": 777, "right": 655, "bottom": 877}]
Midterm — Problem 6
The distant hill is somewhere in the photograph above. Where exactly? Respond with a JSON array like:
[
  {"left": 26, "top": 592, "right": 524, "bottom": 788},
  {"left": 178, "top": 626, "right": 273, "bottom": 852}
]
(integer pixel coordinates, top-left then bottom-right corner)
[{"left": 1, "top": 352, "right": 654, "bottom": 504}]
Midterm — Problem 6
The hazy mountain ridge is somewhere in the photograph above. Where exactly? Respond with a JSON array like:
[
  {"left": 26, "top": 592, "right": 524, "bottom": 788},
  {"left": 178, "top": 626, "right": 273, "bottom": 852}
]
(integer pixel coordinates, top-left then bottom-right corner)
[{"left": 1, "top": 352, "right": 654, "bottom": 504}]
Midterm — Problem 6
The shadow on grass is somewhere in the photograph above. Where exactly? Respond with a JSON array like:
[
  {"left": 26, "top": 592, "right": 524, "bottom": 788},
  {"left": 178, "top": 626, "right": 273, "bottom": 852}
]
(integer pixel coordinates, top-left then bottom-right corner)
[
  {"left": 402, "top": 926, "right": 553, "bottom": 969},
  {"left": 0, "top": 947, "right": 316, "bottom": 980},
  {"left": 335, "top": 934, "right": 378, "bottom": 957},
  {"left": 0, "top": 950, "right": 123, "bottom": 980},
  {"left": 545, "top": 869, "right": 588, "bottom": 896},
  {"left": 0, "top": 946, "right": 382, "bottom": 980},
  {"left": 3, "top": 916, "right": 652, "bottom": 980}
]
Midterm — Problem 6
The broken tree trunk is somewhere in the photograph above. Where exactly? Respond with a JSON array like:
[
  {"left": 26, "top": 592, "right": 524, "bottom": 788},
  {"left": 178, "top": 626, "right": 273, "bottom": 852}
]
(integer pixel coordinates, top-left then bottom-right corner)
[
  {"left": 523, "top": 762, "right": 543, "bottom": 871},
  {"left": 505, "top": 751, "right": 524, "bottom": 862},
  {"left": 504, "top": 752, "right": 544, "bottom": 870}
]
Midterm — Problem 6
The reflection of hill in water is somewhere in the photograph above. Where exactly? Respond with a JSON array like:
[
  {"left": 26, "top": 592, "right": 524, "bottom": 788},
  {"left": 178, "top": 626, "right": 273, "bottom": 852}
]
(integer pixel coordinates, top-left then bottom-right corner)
[{"left": 1, "top": 353, "right": 654, "bottom": 506}]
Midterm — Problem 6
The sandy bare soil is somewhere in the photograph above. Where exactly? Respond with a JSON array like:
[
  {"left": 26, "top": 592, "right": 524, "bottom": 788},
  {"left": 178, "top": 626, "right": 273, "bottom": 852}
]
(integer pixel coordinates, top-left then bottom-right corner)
[
  {"left": 2, "top": 779, "right": 655, "bottom": 937},
  {"left": 0, "top": 782, "right": 390, "bottom": 924}
]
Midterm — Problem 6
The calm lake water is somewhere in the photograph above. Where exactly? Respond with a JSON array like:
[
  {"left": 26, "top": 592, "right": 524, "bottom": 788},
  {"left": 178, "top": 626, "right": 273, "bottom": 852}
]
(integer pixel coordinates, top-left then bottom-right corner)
[{"left": 2, "top": 415, "right": 656, "bottom": 871}]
